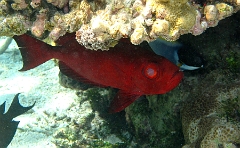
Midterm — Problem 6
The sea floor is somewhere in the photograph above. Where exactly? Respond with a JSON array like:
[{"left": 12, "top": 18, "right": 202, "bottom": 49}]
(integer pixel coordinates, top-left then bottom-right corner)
[{"left": 0, "top": 39, "right": 78, "bottom": 147}]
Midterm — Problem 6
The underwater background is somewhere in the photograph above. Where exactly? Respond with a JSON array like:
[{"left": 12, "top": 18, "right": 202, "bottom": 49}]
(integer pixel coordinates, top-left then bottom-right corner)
[{"left": 0, "top": 7, "right": 240, "bottom": 148}]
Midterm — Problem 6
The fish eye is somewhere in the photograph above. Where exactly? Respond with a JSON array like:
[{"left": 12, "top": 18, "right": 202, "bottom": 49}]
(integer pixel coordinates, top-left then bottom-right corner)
[{"left": 142, "top": 63, "right": 159, "bottom": 79}]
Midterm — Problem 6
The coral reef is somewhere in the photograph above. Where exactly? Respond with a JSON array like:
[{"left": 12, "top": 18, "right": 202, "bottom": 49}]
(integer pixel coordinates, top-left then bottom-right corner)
[
  {"left": 181, "top": 73, "right": 240, "bottom": 148},
  {"left": 179, "top": 13, "right": 240, "bottom": 148},
  {"left": 52, "top": 88, "right": 134, "bottom": 147},
  {"left": 122, "top": 13, "right": 240, "bottom": 148},
  {"left": 0, "top": 0, "right": 239, "bottom": 50},
  {"left": 125, "top": 90, "right": 186, "bottom": 148}
]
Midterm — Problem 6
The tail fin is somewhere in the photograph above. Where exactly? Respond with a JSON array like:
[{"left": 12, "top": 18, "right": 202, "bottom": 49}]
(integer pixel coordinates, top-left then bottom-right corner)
[
  {"left": 5, "top": 93, "right": 35, "bottom": 120},
  {"left": 13, "top": 34, "right": 54, "bottom": 71},
  {"left": 0, "top": 94, "right": 35, "bottom": 148}
]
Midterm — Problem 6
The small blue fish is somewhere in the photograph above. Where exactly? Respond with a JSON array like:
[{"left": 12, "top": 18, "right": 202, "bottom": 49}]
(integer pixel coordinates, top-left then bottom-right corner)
[
  {"left": 0, "top": 94, "right": 35, "bottom": 148},
  {"left": 149, "top": 38, "right": 204, "bottom": 71}
]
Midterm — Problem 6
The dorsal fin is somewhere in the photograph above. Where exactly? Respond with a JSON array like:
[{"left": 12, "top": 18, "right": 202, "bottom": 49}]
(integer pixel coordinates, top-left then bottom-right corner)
[
  {"left": 59, "top": 61, "right": 107, "bottom": 88},
  {"left": 109, "top": 90, "right": 141, "bottom": 113}
]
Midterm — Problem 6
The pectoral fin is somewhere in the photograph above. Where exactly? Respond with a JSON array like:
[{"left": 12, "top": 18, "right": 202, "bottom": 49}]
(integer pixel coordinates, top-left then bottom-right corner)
[
  {"left": 59, "top": 61, "right": 107, "bottom": 88},
  {"left": 109, "top": 90, "right": 141, "bottom": 113}
]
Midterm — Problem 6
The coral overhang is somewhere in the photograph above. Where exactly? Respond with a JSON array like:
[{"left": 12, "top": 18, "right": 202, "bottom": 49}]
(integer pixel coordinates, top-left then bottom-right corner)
[{"left": 0, "top": 0, "right": 239, "bottom": 50}]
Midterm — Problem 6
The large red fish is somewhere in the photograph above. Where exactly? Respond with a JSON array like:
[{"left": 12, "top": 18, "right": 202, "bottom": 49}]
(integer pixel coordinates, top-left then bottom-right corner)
[{"left": 13, "top": 33, "right": 183, "bottom": 113}]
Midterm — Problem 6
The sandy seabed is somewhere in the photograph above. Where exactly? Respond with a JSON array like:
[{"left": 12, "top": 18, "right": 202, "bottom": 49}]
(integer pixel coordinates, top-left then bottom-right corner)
[{"left": 0, "top": 39, "right": 79, "bottom": 148}]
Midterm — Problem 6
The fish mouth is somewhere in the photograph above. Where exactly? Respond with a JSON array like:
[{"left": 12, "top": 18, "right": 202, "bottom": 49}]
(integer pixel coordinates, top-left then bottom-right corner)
[
  {"left": 165, "top": 70, "right": 183, "bottom": 91},
  {"left": 164, "top": 70, "right": 183, "bottom": 93}
]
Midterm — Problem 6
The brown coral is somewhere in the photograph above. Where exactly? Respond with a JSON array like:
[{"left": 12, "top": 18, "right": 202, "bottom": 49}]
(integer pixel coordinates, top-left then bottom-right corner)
[
  {"left": 31, "top": 9, "right": 48, "bottom": 38},
  {"left": 30, "top": 0, "right": 41, "bottom": 8},
  {"left": 11, "top": 0, "right": 28, "bottom": 10},
  {"left": 181, "top": 74, "right": 240, "bottom": 148},
  {"left": 46, "top": 0, "right": 68, "bottom": 9}
]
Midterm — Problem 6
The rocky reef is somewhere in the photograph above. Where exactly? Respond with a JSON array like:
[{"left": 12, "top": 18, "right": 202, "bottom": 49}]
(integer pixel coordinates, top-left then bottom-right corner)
[
  {"left": 0, "top": 0, "right": 240, "bottom": 50},
  {"left": 179, "top": 12, "right": 240, "bottom": 148},
  {"left": 181, "top": 73, "right": 240, "bottom": 148}
]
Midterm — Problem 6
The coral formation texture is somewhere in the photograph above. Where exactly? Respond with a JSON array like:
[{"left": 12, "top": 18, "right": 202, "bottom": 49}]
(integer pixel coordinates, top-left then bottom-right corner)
[
  {"left": 1, "top": 11, "right": 239, "bottom": 147},
  {"left": 0, "top": 0, "right": 239, "bottom": 50},
  {"left": 181, "top": 77, "right": 240, "bottom": 148}
]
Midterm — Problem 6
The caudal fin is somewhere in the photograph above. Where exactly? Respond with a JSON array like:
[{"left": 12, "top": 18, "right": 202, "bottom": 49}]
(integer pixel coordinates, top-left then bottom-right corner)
[
  {"left": 13, "top": 34, "right": 53, "bottom": 71},
  {"left": 0, "top": 94, "right": 35, "bottom": 148},
  {"left": 5, "top": 93, "right": 35, "bottom": 120}
]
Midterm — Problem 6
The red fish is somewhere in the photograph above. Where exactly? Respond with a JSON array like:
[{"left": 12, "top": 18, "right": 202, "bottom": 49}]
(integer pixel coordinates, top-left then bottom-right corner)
[{"left": 13, "top": 33, "right": 183, "bottom": 113}]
